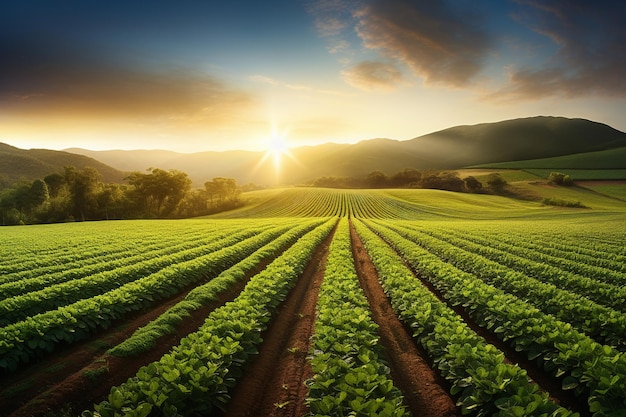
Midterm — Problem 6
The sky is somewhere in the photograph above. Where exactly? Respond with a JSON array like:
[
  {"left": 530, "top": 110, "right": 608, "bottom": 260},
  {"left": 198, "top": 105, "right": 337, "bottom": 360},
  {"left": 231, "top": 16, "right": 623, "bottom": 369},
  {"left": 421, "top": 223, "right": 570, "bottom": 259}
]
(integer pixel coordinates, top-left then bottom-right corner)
[{"left": 1, "top": 0, "right": 625, "bottom": 153}]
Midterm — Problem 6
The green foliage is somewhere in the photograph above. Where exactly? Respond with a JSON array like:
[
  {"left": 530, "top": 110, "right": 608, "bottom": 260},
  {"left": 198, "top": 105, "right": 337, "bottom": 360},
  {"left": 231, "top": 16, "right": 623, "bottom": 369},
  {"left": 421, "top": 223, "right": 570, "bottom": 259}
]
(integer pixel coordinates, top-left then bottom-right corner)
[
  {"left": 365, "top": 219, "right": 626, "bottom": 416},
  {"left": 306, "top": 220, "right": 409, "bottom": 416},
  {"left": 548, "top": 172, "right": 574, "bottom": 186},
  {"left": 354, "top": 220, "right": 576, "bottom": 417},
  {"left": 87, "top": 219, "right": 336, "bottom": 416},
  {"left": 542, "top": 198, "right": 587, "bottom": 208}
]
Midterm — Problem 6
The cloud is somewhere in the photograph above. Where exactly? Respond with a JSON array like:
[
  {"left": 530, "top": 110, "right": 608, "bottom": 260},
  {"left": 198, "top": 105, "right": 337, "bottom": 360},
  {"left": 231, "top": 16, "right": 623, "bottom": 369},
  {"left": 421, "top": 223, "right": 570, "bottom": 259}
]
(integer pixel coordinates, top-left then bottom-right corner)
[
  {"left": 0, "top": 35, "right": 255, "bottom": 123},
  {"left": 353, "top": 0, "right": 493, "bottom": 88},
  {"left": 250, "top": 74, "right": 351, "bottom": 96},
  {"left": 491, "top": 0, "right": 626, "bottom": 100},
  {"left": 341, "top": 61, "right": 404, "bottom": 91}
]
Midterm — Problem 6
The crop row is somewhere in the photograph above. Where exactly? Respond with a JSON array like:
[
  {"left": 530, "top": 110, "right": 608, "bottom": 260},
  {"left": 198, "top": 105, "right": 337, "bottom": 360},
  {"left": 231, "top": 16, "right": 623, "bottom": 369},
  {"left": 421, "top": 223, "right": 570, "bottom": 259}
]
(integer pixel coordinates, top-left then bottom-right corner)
[
  {"left": 0, "top": 224, "right": 245, "bottom": 294},
  {"left": 448, "top": 226, "right": 626, "bottom": 275},
  {"left": 353, "top": 219, "right": 574, "bottom": 417},
  {"left": 0, "top": 226, "right": 279, "bottom": 326},
  {"left": 0, "top": 221, "right": 307, "bottom": 372},
  {"left": 0, "top": 221, "right": 233, "bottom": 277},
  {"left": 221, "top": 188, "right": 422, "bottom": 219},
  {"left": 306, "top": 219, "right": 408, "bottom": 416},
  {"left": 365, "top": 220, "right": 626, "bottom": 416},
  {"left": 86, "top": 218, "right": 336, "bottom": 416},
  {"left": 380, "top": 221, "right": 626, "bottom": 349},
  {"left": 108, "top": 218, "right": 325, "bottom": 357},
  {"left": 419, "top": 225, "right": 626, "bottom": 313}
]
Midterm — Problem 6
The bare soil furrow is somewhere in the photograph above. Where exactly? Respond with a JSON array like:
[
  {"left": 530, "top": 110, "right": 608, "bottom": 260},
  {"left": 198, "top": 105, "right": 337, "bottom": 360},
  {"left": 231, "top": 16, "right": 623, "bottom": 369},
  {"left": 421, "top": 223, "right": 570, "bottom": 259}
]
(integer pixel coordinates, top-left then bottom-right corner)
[
  {"left": 223, "top": 226, "right": 336, "bottom": 417},
  {"left": 3, "top": 252, "right": 280, "bottom": 417},
  {"left": 349, "top": 221, "right": 460, "bottom": 417},
  {"left": 374, "top": 227, "right": 590, "bottom": 416}
]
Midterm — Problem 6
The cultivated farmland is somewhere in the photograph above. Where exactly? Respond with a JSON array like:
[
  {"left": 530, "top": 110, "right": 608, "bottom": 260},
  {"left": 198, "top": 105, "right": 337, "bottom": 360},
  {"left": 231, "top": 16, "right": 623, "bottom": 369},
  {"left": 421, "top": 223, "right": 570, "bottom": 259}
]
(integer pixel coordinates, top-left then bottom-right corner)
[{"left": 1, "top": 188, "right": 625, "bottom": 417}]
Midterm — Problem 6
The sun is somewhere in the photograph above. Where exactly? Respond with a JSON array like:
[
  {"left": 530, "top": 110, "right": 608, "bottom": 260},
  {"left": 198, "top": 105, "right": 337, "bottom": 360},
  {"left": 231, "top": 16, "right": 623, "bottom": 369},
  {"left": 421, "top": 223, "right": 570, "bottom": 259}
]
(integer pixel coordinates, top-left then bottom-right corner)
[
  {"left": 252, "top": 123, "right": 301, "bottom": 183},
  {"left": 263, "top": 127, "right": 291, "bottom": 172}
]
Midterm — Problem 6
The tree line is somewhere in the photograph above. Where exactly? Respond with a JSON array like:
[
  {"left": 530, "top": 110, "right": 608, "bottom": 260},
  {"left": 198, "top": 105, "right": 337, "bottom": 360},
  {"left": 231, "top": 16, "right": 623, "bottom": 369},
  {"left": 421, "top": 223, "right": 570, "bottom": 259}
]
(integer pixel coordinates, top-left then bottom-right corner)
[
  {"left": 312, "top": 169, "right": 508, "bottom": 194},
  {"left": 0, "top": 167, "right": 248, "bottom": 225}
]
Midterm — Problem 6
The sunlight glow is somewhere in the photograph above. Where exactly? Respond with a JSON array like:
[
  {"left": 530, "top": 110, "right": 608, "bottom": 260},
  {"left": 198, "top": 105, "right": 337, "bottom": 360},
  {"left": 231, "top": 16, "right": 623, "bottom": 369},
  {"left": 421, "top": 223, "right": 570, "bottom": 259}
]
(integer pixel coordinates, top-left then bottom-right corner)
[{"left": 251, "top": 123, "right": 301, "bottom": 184}]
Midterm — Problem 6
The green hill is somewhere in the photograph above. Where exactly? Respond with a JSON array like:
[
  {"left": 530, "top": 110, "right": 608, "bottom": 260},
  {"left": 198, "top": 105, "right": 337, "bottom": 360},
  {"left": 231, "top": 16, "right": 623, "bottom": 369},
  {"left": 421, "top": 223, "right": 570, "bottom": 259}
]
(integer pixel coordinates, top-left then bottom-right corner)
[
  {"left": 473, "top": 147, "right": 626, "bottom": 180},
  {"left": 7, "top": 116, "right": 626, "bottom": 186},
  {"left": 0, "top": 142, "right": 127, "bottom": 184}
]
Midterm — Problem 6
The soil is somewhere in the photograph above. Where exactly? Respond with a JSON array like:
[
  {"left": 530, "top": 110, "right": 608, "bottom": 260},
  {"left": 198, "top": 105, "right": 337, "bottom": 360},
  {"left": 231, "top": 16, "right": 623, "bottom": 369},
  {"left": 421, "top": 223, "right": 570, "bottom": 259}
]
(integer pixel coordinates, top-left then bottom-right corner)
[
  {"left": 222, "top": 224, "right": 336, "bottom": 417},
  {"left": 1, "top": 251, "right": 279, "bottom": 417},
  {"left": 384, "top": 234, "right": 591, "bottom": 416},
  {"left": 349, "top": 221, "right": 460, "bottom": 417}
]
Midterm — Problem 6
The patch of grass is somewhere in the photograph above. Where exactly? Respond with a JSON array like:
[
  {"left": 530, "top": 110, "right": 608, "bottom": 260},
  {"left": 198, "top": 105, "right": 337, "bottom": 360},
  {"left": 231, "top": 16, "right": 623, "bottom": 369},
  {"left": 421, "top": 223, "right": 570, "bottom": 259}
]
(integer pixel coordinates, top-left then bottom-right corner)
[
  {"left": 541, "top": 198, "right": 588, "bottom": 208},
  {"left": 89, "top": 339, "right": 114, "bottom": 352},
  {"left": 83, "top": 361, "right": 109, "bottom": 382}
]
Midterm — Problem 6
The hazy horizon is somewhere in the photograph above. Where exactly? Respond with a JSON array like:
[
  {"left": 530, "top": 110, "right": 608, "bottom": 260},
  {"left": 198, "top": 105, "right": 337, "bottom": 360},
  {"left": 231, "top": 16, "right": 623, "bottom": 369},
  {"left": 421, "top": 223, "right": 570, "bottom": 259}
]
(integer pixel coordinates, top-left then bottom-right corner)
[{"left": 2, "top": 1, "right": 625, "bottom": 153}]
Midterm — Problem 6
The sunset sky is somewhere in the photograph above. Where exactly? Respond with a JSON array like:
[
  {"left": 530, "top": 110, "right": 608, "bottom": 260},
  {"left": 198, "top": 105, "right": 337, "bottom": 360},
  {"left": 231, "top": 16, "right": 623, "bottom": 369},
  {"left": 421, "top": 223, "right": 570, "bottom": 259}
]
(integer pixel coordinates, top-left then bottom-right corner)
[{"left": 1, "top": 0, "right": 625, "bottom": 153}]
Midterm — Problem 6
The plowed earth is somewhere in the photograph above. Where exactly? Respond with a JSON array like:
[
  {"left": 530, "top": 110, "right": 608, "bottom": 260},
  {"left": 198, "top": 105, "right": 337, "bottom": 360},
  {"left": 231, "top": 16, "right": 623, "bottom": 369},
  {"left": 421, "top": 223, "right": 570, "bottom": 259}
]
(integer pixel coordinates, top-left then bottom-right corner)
[{"left": 1, "top": 221, "right": 587, "bottom": 417}]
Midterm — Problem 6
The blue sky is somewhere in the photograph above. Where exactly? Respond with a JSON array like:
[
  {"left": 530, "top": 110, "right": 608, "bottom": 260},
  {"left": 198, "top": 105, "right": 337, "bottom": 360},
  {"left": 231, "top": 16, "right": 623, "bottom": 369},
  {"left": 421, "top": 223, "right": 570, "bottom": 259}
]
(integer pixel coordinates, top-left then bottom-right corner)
[{"left": 1, "top": 0, "right": 625, "bottom": 152}]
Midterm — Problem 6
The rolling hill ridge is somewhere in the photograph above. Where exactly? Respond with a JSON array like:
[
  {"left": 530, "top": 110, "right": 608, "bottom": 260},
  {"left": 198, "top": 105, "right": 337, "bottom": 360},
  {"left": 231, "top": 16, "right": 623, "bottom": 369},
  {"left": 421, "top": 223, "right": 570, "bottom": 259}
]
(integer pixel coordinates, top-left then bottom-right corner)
[{"left": 3, "top": 116, "right": 626, "bottom": 186}]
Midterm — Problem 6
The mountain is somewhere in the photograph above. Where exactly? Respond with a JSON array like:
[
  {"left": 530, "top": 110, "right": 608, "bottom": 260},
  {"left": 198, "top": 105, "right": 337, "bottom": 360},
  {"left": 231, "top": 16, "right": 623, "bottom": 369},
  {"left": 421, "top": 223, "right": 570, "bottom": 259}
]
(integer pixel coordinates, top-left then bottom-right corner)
[
  {"left": 0, "top": 142, "right": 126, "bottom": 183},
  {"left": 399, "top": 116, "right": 626, "bottom": 168},
  {"left": 9, "top": 115, "right": 625, "bottom": 186}
]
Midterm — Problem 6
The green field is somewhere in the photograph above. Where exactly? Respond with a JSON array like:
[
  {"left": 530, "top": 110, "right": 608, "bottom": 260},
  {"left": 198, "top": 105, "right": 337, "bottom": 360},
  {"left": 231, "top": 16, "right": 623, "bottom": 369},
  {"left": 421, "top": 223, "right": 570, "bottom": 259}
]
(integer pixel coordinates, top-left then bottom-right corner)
[{"left": 1, "top": 187, "right": 625, "bottom": 417}]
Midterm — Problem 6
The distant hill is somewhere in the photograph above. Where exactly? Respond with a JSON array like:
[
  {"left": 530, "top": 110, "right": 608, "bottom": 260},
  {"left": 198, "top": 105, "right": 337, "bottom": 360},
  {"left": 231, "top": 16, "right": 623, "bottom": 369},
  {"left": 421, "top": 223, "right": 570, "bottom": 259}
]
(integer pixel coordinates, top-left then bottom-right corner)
[
  {"left": 0, "top": 143, "right": 126, "bottom": 184},
  {"left": 399, "top": 116, "right": 626, "bottom": 168},
  {"left": 14, "top": 115, "right": 626, "bottom": 186},
  {"left": 473, "top": 146, "right": 626, "bottom": 170}
]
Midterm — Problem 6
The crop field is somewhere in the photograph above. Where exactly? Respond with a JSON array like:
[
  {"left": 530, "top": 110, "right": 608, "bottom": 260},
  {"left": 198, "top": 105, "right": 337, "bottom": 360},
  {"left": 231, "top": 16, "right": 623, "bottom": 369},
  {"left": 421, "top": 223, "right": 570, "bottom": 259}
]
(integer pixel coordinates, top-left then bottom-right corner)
[{"left": 1, "top": 188, "right": 625, "bottom": 417}]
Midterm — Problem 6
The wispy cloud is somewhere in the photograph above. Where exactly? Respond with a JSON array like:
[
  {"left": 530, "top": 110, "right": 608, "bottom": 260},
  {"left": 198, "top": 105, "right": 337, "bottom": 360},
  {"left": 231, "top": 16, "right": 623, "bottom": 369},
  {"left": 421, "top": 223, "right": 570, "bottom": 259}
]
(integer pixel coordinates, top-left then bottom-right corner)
[
  {"left": 341, "top": 61, "right": 404, "bottom": 91},
  {"left": 490, "top": 0, "right": 626, "bottom": 100},
  {"left": 250, "top": 74, "right": 352, "bottom": 96},
  {"left": 0, "top": 35, "right": 255, "bottom": 123},
  {"left": 353, "top": 0, "right": 493, "bottom": 88}
]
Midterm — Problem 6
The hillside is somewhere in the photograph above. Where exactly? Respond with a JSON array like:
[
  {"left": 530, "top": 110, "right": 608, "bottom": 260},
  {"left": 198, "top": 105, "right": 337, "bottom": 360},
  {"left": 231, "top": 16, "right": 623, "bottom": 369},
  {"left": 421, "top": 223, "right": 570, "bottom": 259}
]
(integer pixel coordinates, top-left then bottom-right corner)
[
  {"left": 37, "top": 116, "right": 626, "bottom": 186},
  {"left": 0, "top": 143, "right": 127, "bottom": 184},
  {"left": 474, "top": 146, "right": 626, "bottom": 170}
]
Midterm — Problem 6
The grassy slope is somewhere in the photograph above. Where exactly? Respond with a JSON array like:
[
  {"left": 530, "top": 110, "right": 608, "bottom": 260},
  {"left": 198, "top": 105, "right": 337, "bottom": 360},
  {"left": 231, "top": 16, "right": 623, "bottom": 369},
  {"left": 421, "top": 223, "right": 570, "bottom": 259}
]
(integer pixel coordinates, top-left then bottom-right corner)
[
  {"left": 473, "top": 147, "right": 626, "bottom": 181},
  {"left": 210, "top": 186, "right": 626, "bottom": 222}
]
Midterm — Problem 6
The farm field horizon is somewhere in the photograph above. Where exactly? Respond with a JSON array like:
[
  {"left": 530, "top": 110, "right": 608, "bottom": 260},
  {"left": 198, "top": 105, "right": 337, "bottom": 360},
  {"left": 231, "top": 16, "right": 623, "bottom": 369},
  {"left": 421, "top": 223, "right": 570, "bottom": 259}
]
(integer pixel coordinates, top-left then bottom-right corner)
[{"left": 1, "top": 187, "right": 625, "bottom": 417}]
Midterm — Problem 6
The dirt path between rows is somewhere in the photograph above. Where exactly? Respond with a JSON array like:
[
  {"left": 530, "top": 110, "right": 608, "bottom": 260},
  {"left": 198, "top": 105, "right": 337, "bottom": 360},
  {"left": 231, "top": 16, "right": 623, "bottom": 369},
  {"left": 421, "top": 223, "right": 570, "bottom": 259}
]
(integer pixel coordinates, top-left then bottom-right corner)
[
  {"left": 372, "top": 228, "right": 590, "bottom": 416},
  {"left": 2, "top": 250, "right": 281, "bottom": 417},
  {"left": 222, "top": 225, "right": 336, "bottom": 417},
  {"left": 349, "top": 221, "right": 460, "bottom": 417}
]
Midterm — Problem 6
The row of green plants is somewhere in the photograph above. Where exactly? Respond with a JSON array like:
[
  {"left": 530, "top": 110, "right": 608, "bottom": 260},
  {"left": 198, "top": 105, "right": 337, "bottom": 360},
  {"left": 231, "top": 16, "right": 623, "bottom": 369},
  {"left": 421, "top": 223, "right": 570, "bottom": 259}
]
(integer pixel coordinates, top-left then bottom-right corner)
[
  {"left": 435, "top": 225, "right": 626, "bottom": 288},
  {"left": 353, "top": 219, "right": 575, "bottom": 417},
  {"left": 306, "top": 219, "right": 409, "bottom": 416},
  {"left": 0, "top": 227, "right": 274, "bottom": 325},
  {"left": 366, "top": 220, "right": 626, "bottom": 416},
  {"left": 0, "top": 225, "right": 226, "bottom": 292},
  {"left": 0, "top": 219, "right": 257, "bottom": 280},
  {"left": 454, "top": 226, "right": 626, "bottom": 275},
  {"left": 419, "top": 226, "right": 626, "bottom": 313},
  {"left": 85, "top": 218, "right": 336, "bottom": 417},
  {"left": 224, "top": 188, "right": 420, "bottom": 219},
  {"left": 384, "top": 222, "right": 626, "bottom": 349},
  {"left": 108, "top": 218, "right": 325, "bottom": 356},
  {"left": 0, "top": 221, "right": 300, "bottom": 372}
]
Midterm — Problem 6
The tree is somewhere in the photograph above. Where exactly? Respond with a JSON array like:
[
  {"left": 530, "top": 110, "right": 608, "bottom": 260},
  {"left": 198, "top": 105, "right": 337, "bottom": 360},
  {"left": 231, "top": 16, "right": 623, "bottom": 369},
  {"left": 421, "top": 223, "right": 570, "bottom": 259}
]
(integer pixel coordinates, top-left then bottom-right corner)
[
  {"left": 64, "top": 166, "right": 103, "bottom": 221},
  {"left": 127, "top": 168, "right": 191, "bottom": 217},
  {"left": 365, "top": 171, "right": 389, "bottom": 188},
  {"left": 464, "top": 176, "right": 483, "bottom": 193},
  {"left": 548, "top": 172, "right": 573, "bottom": 186},
  {"left": 206, "top": 177, "right": 240, "bottom": 205},
  {"left": 486, "top": 173, "right": 507, "bottom": 193},
  {"left": 390, "top": 169, "right": 421, "bottom": 187}
]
